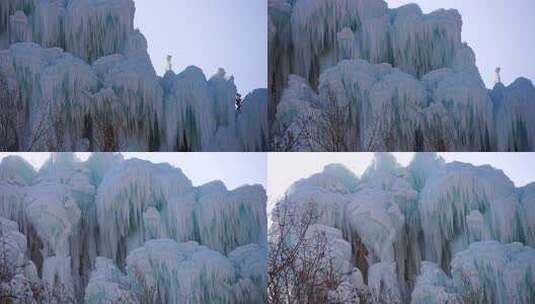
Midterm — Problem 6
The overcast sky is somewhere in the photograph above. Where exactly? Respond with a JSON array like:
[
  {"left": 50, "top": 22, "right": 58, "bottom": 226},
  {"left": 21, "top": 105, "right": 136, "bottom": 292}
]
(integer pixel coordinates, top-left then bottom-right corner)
[
  {"left": 134, "top": 0, "right": 267, "bottom": 95},
  {"left": 268, "top": 153, "right": 535, "bottom": 205},
  {"left": 386, "top": 0, "right": 535, "bottom": 88},
  {"left": 0, "top": 153, "right": 267, "bottom": 191}
]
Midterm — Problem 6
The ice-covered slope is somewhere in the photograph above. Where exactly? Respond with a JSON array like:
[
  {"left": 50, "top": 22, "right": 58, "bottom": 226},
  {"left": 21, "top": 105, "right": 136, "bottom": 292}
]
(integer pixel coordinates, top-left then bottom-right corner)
[
  {"left": 0, "top": 153, "right": 267, "bottom": 303},
  {"left": 269, "top": 0, "right": 535, "bottom": 151},
  {"left": 270, "top": 153, "right": 535, "bottom": 303},
  {"left": 0, "top": 0, "right": 267, "bottom": 151}
]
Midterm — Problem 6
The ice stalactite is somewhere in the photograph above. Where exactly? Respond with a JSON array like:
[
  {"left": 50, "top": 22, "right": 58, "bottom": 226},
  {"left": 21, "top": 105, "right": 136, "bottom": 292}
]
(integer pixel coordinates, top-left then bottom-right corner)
[
  {"left": 290, "top": 0, "right": 388, "bottom": 86},
  {"left": 237, "top": 89, "right": 269, "bottom": 151},
  {"left": 271, "top": 153, "right": 535, "bottom": 303},
  {"left": 520, "top": 183, "right": 535, "bottom": 247},
  {"left": 95, "top": 159, "right": 194, "bottom": 264},
  {"left": 64, "top": 0, "right": 135, "bottom": 62},
  {"left": 418, "top": 162, "right": 523, "bottom": 268},
  {"left": 94, "top": 52, "right": 164, "bottom": 151},
  {"left": 196, "top": 182, "right": 267, "bottom": 254},
  {"left": 208, "top": 68, "right": 238, "bottom": 129},
  {"left": 490, "top": 78, "right": 535, "bottom": 151},
  {"left": 162, "top": 66, "right": 217, "bottom": 151}
]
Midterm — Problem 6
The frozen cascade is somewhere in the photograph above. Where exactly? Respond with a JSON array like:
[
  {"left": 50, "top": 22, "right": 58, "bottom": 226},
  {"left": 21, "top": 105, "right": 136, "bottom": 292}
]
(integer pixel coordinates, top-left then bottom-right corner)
[
  {"left": 0, "top": 154, "right": 267, "bottom": 302},
  {"left": 269, "top": 0, "right": 473, "bottom": 110},
  {"left": 125, "top": 239, "right": 266, "bottom": 304},
  {"left": 490, "top": 78, "right": 535, "bottom": 151},
  {"left": 237, "top": 89, "right": 269, "bottom": 152},
  {"left": 274, "top": 59, "right": 495, "bottom": 151},
  {"left": 271, "top": 153, "right": 535, "bottom": 303},
  {"left": 269, "top": 0, "right": 535, "bottom": 151},
  {"left": 0, "top": 0, "right": 267, "bottom": 152},
  {"left": 162, "top": 66, "right": 217, "bottom": 151}
]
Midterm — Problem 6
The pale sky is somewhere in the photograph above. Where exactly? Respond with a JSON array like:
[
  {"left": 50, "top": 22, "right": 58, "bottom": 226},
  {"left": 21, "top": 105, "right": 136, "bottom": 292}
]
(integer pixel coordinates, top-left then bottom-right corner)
[
  {"left": 386, "top": 0, "right": 535, "bottom": 88},
  {"left": 0, "top": 153, "right": 267, "bottom": 191},
  {"left": 268, "top": 153, "right": 535, "bottom": 206},
  {"left": 134, "top": 0, "right": 267, "bottom": 95}
]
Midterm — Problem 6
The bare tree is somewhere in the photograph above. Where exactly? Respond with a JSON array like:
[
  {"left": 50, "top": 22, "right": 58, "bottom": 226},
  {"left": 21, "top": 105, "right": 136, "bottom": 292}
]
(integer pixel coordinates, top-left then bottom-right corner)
[
  {"left": 271, "top": 89, "right": 391, "bottom": 152},
  {"left": 268, "top": 200, "right": 346, "bottom": 304},
  {"left": 0, "top": 73, "right": 58, "bottom": 152},
  {"left": 0, "top": 74, "right": 21, "bottom": 151}
]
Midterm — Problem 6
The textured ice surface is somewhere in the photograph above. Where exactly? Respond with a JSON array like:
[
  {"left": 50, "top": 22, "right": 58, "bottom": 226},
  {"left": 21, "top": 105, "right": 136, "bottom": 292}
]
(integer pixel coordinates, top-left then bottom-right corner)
[
  {"left": 271, "top": 153, "right": 535, "bottom": 303},
  {"left": 0, "top": 0, "right": 267, "bottom": 152},
  {"left": 0, "top": 153, "right": 267, "bottom": 302},
  {"left": 270, "top": 0, "right": 535, "bottom": 151}
]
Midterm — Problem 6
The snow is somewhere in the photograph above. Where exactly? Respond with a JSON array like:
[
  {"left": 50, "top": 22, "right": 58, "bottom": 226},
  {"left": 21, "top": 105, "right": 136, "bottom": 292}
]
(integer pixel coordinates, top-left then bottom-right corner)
[
  {"left": 0, "top": 0, "right": 267, "bottom": 152},
  {"left": 270, "top": 0, "right": 535, "bottom": 151},
  {"left": 271, "top": 153, "right": 535, "bottom": 303},
  {"left": 0, "top": 154, "right": 267, "bottom": 302}
]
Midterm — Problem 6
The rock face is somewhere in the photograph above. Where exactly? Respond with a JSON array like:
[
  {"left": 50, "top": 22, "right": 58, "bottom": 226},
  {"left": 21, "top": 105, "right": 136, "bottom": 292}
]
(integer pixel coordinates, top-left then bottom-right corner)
[
  {"left": 269, "top": 0, "right": 535, "bottom": 151},
  {"left": 271, "top": 153, "right": 535, "bottom": 303},
  {"left": 0, "top": 153, "right": 267, "bottom": 303},
  {"left": 0, "top": 0, "right": 267, "bottom": 152}
]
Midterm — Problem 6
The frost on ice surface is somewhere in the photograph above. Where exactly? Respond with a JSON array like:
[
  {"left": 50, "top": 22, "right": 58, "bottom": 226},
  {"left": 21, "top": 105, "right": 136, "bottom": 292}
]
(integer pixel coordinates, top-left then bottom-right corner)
[
  {"left": 271, "top": 153, "right": 535, "bottom": 303},
  {"left": 0, "top": 153, "right": 267, "bottom": 303},
  {"left": 0, "top": 0, "right": 267, "bottom": 152},
  {"left": 270, "top": 0, "right": 535, "bottom": 151}
]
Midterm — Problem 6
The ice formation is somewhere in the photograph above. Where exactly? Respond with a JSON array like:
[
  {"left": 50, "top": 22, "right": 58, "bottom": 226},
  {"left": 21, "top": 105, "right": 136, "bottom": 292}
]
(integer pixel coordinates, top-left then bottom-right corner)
[
  {"left": 0, "top": 0, "right": 267, "bottom": 152},
  {"left": 270, "top": 153, "right": 535, "bottom": 303},
  {"left": 269, "top": 0, "right": 535, "bottom": 151},
  {"left": 0, "top": 153, "right": 267, "bottom": 303}
]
